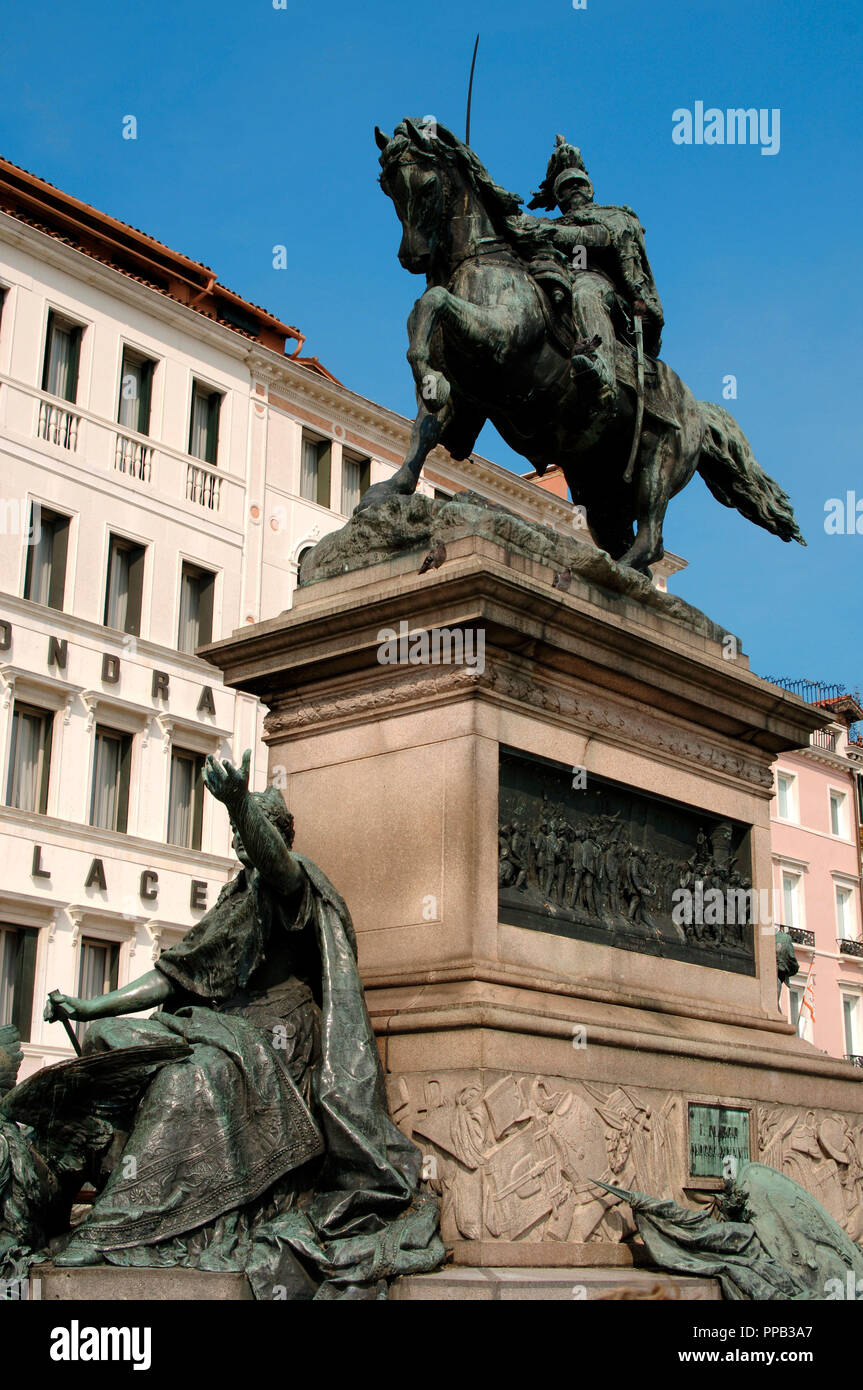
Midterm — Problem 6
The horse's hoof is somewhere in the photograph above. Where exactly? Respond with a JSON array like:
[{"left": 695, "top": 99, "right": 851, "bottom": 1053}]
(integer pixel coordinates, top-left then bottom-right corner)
[{"left": 354, "top": 484, "right": 395, "bottom": 514}]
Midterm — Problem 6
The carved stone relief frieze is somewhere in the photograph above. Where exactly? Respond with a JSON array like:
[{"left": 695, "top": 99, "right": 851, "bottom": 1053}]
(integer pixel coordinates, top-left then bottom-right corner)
[{"left": 388, "top": 1072, "right": 863, "bottom": 1248}]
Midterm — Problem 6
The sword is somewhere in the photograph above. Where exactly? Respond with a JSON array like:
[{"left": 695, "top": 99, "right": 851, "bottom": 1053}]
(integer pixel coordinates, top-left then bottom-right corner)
[
  {"left": 623, "top": 307, "right": 645, "bottom": 485},
  {"left": 48, "top": 989, "right": 82, "bottom": 1055}
]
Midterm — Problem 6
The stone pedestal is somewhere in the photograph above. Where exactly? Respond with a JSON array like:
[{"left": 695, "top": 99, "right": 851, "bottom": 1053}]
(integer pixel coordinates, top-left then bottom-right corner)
[
  {"left": 31, "top": 1264, "right": 253, "bottom": 1300},
  {"left": 389, "top": 1267, "right": 721, "bottom": 1301},
  {"left": 204, "top": 508, "right": 863, "bottom": 1269}
]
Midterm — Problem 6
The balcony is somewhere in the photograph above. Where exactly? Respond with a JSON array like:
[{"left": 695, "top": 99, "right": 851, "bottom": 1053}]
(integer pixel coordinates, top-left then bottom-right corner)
[
  {"left": 845, "top": 1055, "right": 863, "bottom": 1069},
  {"left": 838, "top": 937, "right": 863, "bottom": 959},
  {"left": 185, "top": 461, "right": 222, "bottom": 511},
  {"left": 810, "top": 728, "right": 840, "bottom": 753},
  {"left": 37, "top": 399, "right": 80, "bottom": 450},
  {"left": 114, "top": 432, "right": 153, "bottom": 482},
  {"left": 2, "top": 377, "right": 241, "bottom": 521},
  {"left": 785, "top": 926, "right": 815, "bottom": 948}
]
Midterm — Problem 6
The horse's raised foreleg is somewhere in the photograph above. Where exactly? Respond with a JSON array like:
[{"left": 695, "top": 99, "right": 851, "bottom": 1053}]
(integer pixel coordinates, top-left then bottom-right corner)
[
  {"left": 355, "top": 397, "right": 451, "bottom": 511},
  {"left": 406, "top": 286, "right": 513, "bottom": 412}
]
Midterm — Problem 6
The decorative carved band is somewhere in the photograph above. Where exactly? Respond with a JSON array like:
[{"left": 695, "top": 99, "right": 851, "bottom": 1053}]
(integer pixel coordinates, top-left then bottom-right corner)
[{"left": 262, "top": 658, "right": 774, "bottom": 791}]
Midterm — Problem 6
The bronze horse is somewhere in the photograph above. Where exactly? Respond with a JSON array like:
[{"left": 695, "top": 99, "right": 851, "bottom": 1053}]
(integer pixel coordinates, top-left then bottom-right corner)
[{"left": 358, "top": 119, "right": 804, "bottom": 573}]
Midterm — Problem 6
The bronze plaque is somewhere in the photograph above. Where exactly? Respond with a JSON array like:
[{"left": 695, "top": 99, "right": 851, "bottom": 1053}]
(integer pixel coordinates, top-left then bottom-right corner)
[
  {"left": 498, "top": 747, "right": 755, "bottom": 974},
  {"left": 688, "top": 1104, "right": 751, "bottom": 1178}
]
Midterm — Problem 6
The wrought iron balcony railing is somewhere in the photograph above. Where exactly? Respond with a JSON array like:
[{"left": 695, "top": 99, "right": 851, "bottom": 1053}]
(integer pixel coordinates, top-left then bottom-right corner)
[
  {"left": 838, "top": 937, "right": 863, "bottom": 958},
  {"left": 845, "top": 1054, "right": 863, "bottom": 1069},
  {"left": 783, "top": 926, "right": 815, "bottom": 947}
]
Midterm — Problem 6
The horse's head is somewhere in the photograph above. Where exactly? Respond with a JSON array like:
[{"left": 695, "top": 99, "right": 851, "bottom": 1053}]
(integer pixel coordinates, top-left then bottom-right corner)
[
  {"left": 375, "top": 119, "right": 523, "bottom": 276},
  {"left": 375, "top": 119, "right": 449, "bottom": 274}
]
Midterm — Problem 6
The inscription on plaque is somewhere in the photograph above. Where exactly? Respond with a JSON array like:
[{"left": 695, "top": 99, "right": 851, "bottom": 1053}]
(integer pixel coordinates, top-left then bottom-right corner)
[
  {"left": 498, "top": 747, "right": 755, "bottom": 974},
  {"left": 688, "top": 1104, "right": 751, "bottom": 1178}
]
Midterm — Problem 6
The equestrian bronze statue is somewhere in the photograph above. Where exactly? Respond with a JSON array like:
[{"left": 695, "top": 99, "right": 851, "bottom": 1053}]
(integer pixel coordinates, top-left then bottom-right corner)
[{"left": 358, "top": 120, "right": 804, "bottom": 574}]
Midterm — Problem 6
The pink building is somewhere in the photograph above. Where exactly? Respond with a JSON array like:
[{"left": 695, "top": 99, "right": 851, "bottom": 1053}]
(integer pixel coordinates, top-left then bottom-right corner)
[{"left": 770, "top": 687, "right": 863, "bottom": 1065}]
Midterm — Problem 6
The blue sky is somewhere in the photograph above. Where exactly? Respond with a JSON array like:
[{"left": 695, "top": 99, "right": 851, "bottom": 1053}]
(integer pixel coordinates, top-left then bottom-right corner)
[{"left": 2, "top": 0, "right": 860, "bottom": 690}]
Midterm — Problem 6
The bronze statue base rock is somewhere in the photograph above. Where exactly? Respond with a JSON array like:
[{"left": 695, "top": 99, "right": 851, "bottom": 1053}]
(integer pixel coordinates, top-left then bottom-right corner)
[{"left": 299, "top": 493, "right": 730, "bottom": 644}]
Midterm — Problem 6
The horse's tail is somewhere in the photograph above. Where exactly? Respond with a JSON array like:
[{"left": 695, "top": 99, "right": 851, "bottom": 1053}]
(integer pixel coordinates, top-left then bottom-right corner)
[{"left": 696, "top": 401, "right": 805, "bottom": 546}]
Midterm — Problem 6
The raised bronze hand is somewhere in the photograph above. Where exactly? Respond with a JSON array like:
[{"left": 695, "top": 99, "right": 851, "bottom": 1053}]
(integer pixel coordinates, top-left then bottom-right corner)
[{"left": 203, "top": 749, "right": 251, "bottom": 809}]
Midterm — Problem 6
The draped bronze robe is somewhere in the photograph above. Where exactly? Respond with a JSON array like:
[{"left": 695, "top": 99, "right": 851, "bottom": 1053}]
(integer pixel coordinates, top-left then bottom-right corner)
[{"left": 74, "top": 854, "right": 443, "bottom": 1299}]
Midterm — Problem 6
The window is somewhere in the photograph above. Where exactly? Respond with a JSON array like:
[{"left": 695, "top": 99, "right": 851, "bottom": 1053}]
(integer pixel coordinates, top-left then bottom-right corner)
[
  {"left": 90, "top": 726, "right": 132, "bottom": 833},
  {"left": 829, "top": 790, "right": 847, "bottom": 838},
  {"left": 104, "top": 534, "right": 145, "bottom": 635},
  {"left": 23, "top": 504, "right": 70, "bottom": 609},
  {"left": 776, "top": 772, "right": 797, "bottom": 822},
  {"left": 0, "top": 286, "right": 7, "bottom": 331},
  {"left": 77, "top": 938, "right": 120, "bottom": 1042},
  {"left": 117, "top": 348, "right": 154, "bottom": 435},
  {"left": 836, "top": 884, "right": 855, "bottom": 940},
  {"left": 42, "top": 311, "right": 82, "bottom": 402},
  {"left": 177, "top": 563, "right": 215, "bottom": 654},
  {"left": 789, "top": 984, "right": 813, "bottom": 1043},
  {"left": 0, "top": 925, "right": 38, "bottom": 1041},
  {"left": 5, "top": 704, "right": 53, "bottom": 813},
  {"left": 167, "top": 749, "right": 205, "bottom": 850},
  {"left": 340, "top": 453, "right": 371, "bottom": 514},
  {"left": 299, "top": 435, "right": 331, "bottom": 508},
  {"left": 189, "top": 382, "right": 221, "bottom": 464},
  {"left": 781, "top": 869, "right": 803, "bottom": 930},
  {"left": 843, "top": 994, "right": 862, "bottom": 1058}
]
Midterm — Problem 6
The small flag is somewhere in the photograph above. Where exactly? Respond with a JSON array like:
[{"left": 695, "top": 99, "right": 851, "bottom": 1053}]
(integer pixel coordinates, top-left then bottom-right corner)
[{"left": 800, "top": 961, "right": 816, "bottom": 1028}]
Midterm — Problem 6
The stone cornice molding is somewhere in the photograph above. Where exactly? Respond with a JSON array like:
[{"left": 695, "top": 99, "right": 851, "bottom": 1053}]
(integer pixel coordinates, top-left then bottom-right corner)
[
  {"left": 0, "top": 213, "right": 253, "bottom": 363},
  {"left": 263, "top": 657, "right": 775, "bottom": 792}
]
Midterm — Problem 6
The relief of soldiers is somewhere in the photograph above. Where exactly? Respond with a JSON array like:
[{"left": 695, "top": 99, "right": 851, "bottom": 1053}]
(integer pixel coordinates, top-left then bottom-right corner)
[
  {"left": 498, "top": 820, "right": 528, "bottom": 891},
  {"left": 601, "top": 830, "right": 625, "bottom": 921},
  {"left": 500, "top": 791, "right": 746, "bottom": 959},
  {"left": 568, "top": 828, "right": 586, "bottom": 910},
  {"left": 578, "top": 828, "right": 601, "bottom": 918},
  {"left": 552, "top": 819, "right": 572, "bottom": 903},
  {"left": 624, "top": 845, "right": 659, "bottom": 934}
]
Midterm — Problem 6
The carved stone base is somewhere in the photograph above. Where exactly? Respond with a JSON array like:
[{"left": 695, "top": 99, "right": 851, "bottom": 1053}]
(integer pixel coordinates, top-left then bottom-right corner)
[
  {"left": 204, "top": 513, "right": 859, "bottom": 1271},
  {"left": 31, "top": 1264, "right": 254, "bottom": 1301},
  {"left": 389, "top": 1267, "right": 722, "bottom": 1300}
]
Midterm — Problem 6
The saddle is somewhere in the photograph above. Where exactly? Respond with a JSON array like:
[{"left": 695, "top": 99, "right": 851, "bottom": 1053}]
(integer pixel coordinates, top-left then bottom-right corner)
[{"left": 528, "top": 262, "right": 680, "bottom": 431}]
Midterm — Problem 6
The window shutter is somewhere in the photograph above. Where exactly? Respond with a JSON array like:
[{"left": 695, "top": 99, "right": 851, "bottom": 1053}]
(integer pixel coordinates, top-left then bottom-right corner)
[
  {"left": 12, "top": 928, "right": 37, "bottom": 1042},
  {"left": 125, "top": 545, "right": 145, "bottom": 636},
  {"left": 41, "top": 312, "right": 56, "bottom": 392},
  {"left": 48, "top": 514, "right": 70, "bottom": 610},
  {"left": 116, "top": 734, "right": 132, "bottom": 834},
  {"left": 206, "top": 393, "right": 220, "bottom": 465},
  {"left": 138, "top": 359, "right": 153, "bottom": 435},
  {"left": 108, "top": 942, "right": 120, "bottom": 992},
  {"left": 38, "top": 711, "right": 54, "bottom": 814},
  {"left": 191, "top": 755, "right": 205, "bottom": 850},
  {"left": 316, "top": 440, "right": 331, "bottom": 508},
  {"left": 197, "top": 570, "right": 215, "bottom": 646},
  {"left": 65, "top": 325, "right": 82, "bottom": 404}
]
